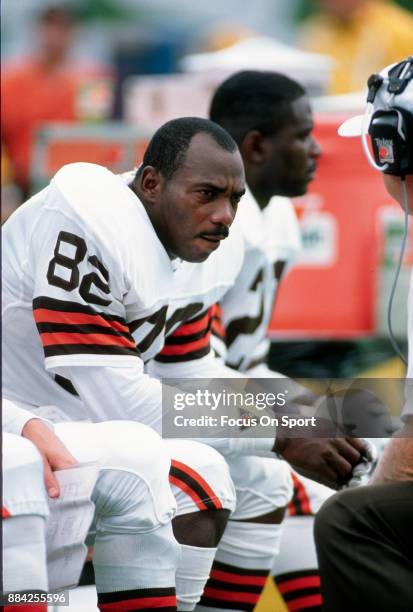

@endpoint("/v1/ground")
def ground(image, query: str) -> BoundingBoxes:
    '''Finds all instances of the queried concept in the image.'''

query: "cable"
[386,177,409,365]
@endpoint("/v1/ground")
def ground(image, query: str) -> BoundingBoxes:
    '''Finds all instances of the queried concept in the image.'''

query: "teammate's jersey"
[207,188,334,514]
[2,163,243,420]
[287,471,332,516]
[212,187,301,371]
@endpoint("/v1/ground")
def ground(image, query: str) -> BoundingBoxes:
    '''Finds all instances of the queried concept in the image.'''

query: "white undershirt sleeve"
[204,437,275,458]
[58,362,164,434]
[57,364,276,457]
[2,399,51,435]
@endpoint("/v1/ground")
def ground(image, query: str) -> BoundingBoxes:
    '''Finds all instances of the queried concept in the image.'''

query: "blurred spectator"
[1,5,113,199]
[299,0,413,94]
[201,21,256,52]
[1,144,23,223]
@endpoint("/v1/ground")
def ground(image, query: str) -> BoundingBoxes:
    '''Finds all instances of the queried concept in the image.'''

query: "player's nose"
[311,136,322,159]
[211,198,235,227]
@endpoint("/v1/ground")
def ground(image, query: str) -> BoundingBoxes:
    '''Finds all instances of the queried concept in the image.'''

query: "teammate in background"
[2,398,179,612]
[1,144,24,223]
[210,70,319,376]
[209,70,331,611]
[2,116,366,611]
[315,57,413,612]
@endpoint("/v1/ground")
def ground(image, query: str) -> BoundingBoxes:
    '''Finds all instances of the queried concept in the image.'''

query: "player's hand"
[22,419,77,498]
[273,420,367,489]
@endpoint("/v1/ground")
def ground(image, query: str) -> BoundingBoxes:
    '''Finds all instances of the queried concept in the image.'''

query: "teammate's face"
[153,133,245,262]
[260,96,321,198]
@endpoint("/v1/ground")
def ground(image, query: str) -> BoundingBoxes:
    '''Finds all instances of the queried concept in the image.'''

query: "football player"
[2,398,179,611]
[3,116,365,611]
[2,118,242,611]
[208,70,332,611]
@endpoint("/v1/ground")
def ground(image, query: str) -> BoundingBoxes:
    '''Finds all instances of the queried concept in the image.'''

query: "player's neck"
[129,180,155,225]
[129,180,176,259]
[248,183,270,211]
[246,170,272,210]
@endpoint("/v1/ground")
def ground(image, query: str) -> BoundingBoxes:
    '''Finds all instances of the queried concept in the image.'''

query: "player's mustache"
[204,225,230,239]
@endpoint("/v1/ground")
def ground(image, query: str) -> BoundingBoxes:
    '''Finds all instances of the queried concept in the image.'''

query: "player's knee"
[93,467,175,534]
[93,422,176,532]
[173,508,231,547]
[98,421,170,478]
[166,440,237,515]
[229,457,293,520]
[250,460,293,513]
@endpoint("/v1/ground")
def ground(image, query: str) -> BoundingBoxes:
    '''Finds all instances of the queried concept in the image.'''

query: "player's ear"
[240,130,267,165]
[139,166,165,203]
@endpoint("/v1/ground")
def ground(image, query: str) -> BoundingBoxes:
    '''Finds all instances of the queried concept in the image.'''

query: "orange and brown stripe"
[199,560,269,611]
[288,472,312,517]
[33,297,138,358]
[169,459,223,511]
[156,307,215,363]
[276,569,322,611]
[97,587,176,612]
[210,303,226,341]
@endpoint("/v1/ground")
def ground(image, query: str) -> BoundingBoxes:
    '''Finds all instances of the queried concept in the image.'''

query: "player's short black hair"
[138,117,238,181]
[210,71,306,144]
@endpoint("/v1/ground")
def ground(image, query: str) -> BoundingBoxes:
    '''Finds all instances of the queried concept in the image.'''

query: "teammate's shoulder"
[262,196,301,262]
[264,195,296,221]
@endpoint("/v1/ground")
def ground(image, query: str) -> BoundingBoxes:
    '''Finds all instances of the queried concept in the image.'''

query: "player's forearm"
[61,364,163,433]
[201,437,275,458]
[370,418,413,484]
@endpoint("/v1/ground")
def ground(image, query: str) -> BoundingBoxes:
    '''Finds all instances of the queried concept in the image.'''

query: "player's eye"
[298,129,312,140]
[198,189,215,200]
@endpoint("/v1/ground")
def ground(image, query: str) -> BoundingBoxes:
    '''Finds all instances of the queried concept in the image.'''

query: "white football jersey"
[212,187,301,371]
[2,163,243,420]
